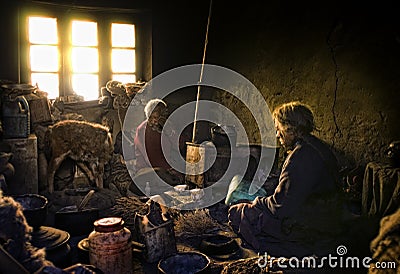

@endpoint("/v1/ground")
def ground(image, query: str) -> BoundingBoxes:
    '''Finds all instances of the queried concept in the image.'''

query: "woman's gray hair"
[144,98,167,119]
[273,101,315,135]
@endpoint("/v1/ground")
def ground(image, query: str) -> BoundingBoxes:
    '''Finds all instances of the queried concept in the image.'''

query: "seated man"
[228,101,346,257]
[130,99,185,196]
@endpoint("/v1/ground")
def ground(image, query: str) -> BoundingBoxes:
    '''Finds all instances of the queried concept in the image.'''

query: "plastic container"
[88,217,133,274]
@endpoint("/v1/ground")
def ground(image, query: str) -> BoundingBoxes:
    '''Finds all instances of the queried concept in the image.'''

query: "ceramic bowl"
[158,251,210,274]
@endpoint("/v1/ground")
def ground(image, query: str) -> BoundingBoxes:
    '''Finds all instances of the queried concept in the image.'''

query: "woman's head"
[273,101,315,148]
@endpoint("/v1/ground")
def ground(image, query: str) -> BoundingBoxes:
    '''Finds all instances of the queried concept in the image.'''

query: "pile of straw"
[174,208,221,237]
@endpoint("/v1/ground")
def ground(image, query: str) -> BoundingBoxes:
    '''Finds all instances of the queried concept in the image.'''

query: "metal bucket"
[134,200,177,263]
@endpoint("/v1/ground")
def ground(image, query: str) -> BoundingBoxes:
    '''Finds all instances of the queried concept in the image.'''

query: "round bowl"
[13,194,48,229]
[199,234,239,256]
[158,251,210,274]
[77,238,90,264]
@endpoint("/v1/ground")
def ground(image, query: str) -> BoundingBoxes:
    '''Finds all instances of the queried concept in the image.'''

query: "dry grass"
[174,208,222,236]
[111,196,148,225]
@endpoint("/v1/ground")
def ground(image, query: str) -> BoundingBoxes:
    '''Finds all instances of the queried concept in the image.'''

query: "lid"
[30,226,70,251]
[94,217,124,232]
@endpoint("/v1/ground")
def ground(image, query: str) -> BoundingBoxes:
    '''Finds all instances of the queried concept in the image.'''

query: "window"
[20,3,151,101]
[29,17,59,99]
[111,23,136,84]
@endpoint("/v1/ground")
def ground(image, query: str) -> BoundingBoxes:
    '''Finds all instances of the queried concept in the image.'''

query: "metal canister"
[88,217,133,274]
[1,95,30,138]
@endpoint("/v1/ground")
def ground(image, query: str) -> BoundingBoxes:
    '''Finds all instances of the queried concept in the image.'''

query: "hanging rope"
[192,0,213,143]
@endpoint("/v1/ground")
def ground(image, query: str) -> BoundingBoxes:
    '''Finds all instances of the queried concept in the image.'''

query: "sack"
[225,175,267,205]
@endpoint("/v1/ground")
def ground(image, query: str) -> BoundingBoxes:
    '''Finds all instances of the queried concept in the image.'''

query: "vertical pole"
[191,0,213,144]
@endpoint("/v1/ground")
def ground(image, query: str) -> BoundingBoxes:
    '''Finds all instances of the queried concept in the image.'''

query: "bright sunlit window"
[111,23,136,83]
[28,17,59,99]
[26,13,138,101]
[71,20,99,100]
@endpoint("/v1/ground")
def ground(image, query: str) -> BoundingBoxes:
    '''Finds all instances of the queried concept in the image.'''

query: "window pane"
[72,74,99,100]
[72,47,98,73]
[72,21,97,46]
[29,17,57,44]
[31,72,59,99]
[30,45,58,71]
[112,23,135,47]
[112,49,135,72]
[112,74,136,84]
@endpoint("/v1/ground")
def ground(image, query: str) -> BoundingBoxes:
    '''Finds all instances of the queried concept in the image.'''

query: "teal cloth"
[225,175,267,205]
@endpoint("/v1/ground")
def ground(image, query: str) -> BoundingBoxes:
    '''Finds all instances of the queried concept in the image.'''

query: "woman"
[228,101,345,257]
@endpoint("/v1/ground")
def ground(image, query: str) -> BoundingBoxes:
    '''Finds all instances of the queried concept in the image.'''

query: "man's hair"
[144,98,167,119]
[273,101,315,135]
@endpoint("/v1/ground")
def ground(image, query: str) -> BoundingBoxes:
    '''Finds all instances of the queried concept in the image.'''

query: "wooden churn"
[185,142,218,188]
[134,199,177,263]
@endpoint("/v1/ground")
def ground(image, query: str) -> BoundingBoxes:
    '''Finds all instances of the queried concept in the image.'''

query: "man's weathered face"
[275,119,296,149]
[147,106,166,132]
[148,111,161,128]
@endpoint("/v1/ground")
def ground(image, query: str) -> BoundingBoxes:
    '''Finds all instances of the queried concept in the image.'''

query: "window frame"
[19,2,152,101]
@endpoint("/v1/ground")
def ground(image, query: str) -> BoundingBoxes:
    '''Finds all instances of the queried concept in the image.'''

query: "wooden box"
[28,98,52,124]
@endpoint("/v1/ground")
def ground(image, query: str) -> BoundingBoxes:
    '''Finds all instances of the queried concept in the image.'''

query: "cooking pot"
[211,125,237,147]
[13,194,48,230]
[55,206,99,236]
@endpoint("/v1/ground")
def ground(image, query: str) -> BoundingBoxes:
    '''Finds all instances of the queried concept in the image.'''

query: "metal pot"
[13,194,48,230]
[54,207,99,236]
[211,125,237,147]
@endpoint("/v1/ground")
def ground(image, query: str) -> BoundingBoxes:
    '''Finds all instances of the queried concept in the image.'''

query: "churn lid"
[94,217,124,232]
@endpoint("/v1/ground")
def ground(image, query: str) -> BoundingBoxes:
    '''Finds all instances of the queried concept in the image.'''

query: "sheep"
[46,120,113,193]
[0,192,54,272]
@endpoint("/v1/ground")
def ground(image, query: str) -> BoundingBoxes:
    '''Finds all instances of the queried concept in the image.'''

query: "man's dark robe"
[228,134,345,257]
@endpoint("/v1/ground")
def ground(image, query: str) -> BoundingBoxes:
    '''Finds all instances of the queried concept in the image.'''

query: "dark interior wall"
[218,1,400,167]
[0,2,19,82]
[152,1,400,167]
[1,1,399,168]
[162,1,400,168]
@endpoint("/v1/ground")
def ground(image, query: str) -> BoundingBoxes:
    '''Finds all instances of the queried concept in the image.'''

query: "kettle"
[211,124,237,147]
